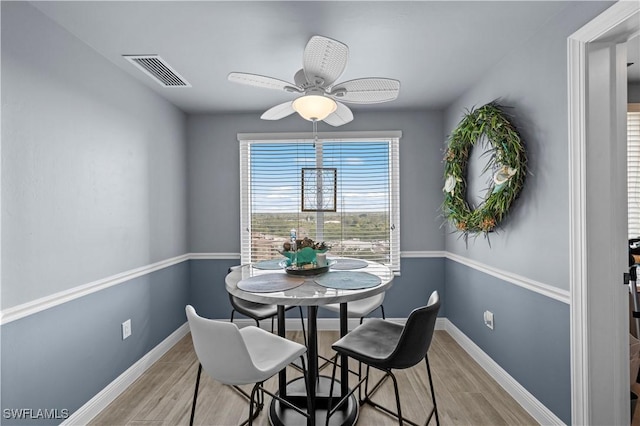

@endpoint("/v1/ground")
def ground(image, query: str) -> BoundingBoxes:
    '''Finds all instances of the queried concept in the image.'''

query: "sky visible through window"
[250,141,390,214]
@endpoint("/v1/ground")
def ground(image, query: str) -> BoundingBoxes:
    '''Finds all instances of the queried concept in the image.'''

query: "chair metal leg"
[357,360,362,403]
[259,383,264,407]
[326,354,339,426]
[189,363,202,426]
[299,306,307,346]
[388,371,403,426]
[325,354,369,425]
[359,304,385,325]
[362,364,371,405]
[247,382,262,426]
[358,366,425,426]
[230,309,236,323]
[425,356,439,426]
[232,384,264,426]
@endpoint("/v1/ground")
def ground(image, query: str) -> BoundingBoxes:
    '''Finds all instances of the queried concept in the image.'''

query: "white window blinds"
[629,106,640,238]
[239,132,401,271]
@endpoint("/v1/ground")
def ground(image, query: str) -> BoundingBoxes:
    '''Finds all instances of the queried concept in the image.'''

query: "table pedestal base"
[268,376,358,426]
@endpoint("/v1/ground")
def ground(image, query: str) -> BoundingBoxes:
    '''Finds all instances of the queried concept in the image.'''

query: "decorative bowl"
[279,259,336,276]
[280,247,328,266]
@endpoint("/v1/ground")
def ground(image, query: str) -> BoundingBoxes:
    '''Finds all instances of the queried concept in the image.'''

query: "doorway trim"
[569,1,640,424]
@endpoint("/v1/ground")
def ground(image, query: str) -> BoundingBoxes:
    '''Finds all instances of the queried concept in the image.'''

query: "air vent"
[123,55,191,87]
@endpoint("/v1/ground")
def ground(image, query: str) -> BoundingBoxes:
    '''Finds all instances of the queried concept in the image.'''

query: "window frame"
[239,131,401,272]
[629,103,640,238]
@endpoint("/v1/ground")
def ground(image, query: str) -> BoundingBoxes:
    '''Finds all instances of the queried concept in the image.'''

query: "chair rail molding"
[445,252,570,304]
[2,250,569,325]
[0,254,190,325]
[188,252,240,260]
[568,1,640,424]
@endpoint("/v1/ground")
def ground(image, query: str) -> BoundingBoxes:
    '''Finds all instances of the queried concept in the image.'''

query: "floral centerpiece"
[281,237,330,268]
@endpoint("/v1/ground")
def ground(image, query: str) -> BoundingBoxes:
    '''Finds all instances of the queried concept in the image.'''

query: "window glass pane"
[249,142,313,261]
[241,135,400,271]
[322,142,391,264]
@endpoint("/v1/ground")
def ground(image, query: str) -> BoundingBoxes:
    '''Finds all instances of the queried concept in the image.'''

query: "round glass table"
[225,258,394,425]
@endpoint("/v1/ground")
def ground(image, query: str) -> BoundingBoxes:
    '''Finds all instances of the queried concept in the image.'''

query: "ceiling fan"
[228,35,400,126]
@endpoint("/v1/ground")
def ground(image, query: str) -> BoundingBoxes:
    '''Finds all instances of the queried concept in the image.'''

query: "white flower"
[493,166,517,185]
[443,175,457,193]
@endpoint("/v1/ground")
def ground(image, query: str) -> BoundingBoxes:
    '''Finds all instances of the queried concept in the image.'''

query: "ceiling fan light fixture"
[292,95,337,121]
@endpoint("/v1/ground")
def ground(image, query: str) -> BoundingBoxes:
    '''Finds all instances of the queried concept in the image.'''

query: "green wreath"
[442,101,526,239]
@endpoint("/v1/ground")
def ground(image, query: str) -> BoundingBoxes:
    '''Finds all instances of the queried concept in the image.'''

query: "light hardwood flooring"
[89,330,538,426]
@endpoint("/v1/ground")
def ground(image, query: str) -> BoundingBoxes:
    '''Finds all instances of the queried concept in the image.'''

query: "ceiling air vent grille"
[123,55,191,88]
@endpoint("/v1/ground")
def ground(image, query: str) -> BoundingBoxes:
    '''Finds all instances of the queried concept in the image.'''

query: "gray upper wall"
[187,110,445,254]
[443,1,614,290]
[1,2,189,309]
[631,83,640,103]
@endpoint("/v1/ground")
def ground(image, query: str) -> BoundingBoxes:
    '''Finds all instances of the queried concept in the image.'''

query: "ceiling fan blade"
[330,78,400,104]
[261,101,296,120]
[303,36,348,87]
[293,69,307,87]
[323,102,353,127]
[228,72,301,92]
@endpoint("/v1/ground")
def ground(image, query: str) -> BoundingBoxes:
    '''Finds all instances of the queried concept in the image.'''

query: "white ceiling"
[30,1,634,115]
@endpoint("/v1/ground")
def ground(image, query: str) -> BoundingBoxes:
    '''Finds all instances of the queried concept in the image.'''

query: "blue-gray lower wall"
[0,262,189,425]
[445,259,571,424]
[188,258,242,320]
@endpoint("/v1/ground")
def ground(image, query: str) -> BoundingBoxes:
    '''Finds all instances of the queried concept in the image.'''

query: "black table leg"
[278,305,287,398]
[269,304,358,426]
[339,303,349,397]
[307,305,318,412]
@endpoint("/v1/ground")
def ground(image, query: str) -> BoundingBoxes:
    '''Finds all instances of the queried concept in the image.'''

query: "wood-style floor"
[89,330,538,426]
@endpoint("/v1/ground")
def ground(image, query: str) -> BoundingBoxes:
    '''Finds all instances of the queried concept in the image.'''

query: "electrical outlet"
[122,319,132,340]
[483,310,494,330]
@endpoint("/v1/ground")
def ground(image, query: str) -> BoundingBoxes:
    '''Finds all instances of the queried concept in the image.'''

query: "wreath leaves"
[442,101,527,242]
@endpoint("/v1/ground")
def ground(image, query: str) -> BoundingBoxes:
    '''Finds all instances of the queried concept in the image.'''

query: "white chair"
[185,305,312,426]
[229,266,307,346]
[318,292,386,324]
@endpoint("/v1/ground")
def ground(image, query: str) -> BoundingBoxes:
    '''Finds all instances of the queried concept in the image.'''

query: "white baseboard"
[443,319,564,426]
[62,322,190,426]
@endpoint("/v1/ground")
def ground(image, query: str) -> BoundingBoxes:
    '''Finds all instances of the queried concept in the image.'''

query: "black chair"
[228,266,307,345]
[325,291,441,426]
[317,293,387,374]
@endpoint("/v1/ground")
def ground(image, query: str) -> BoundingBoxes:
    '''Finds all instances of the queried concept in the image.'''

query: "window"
[629,104,640,238]
[240,131,401,271]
